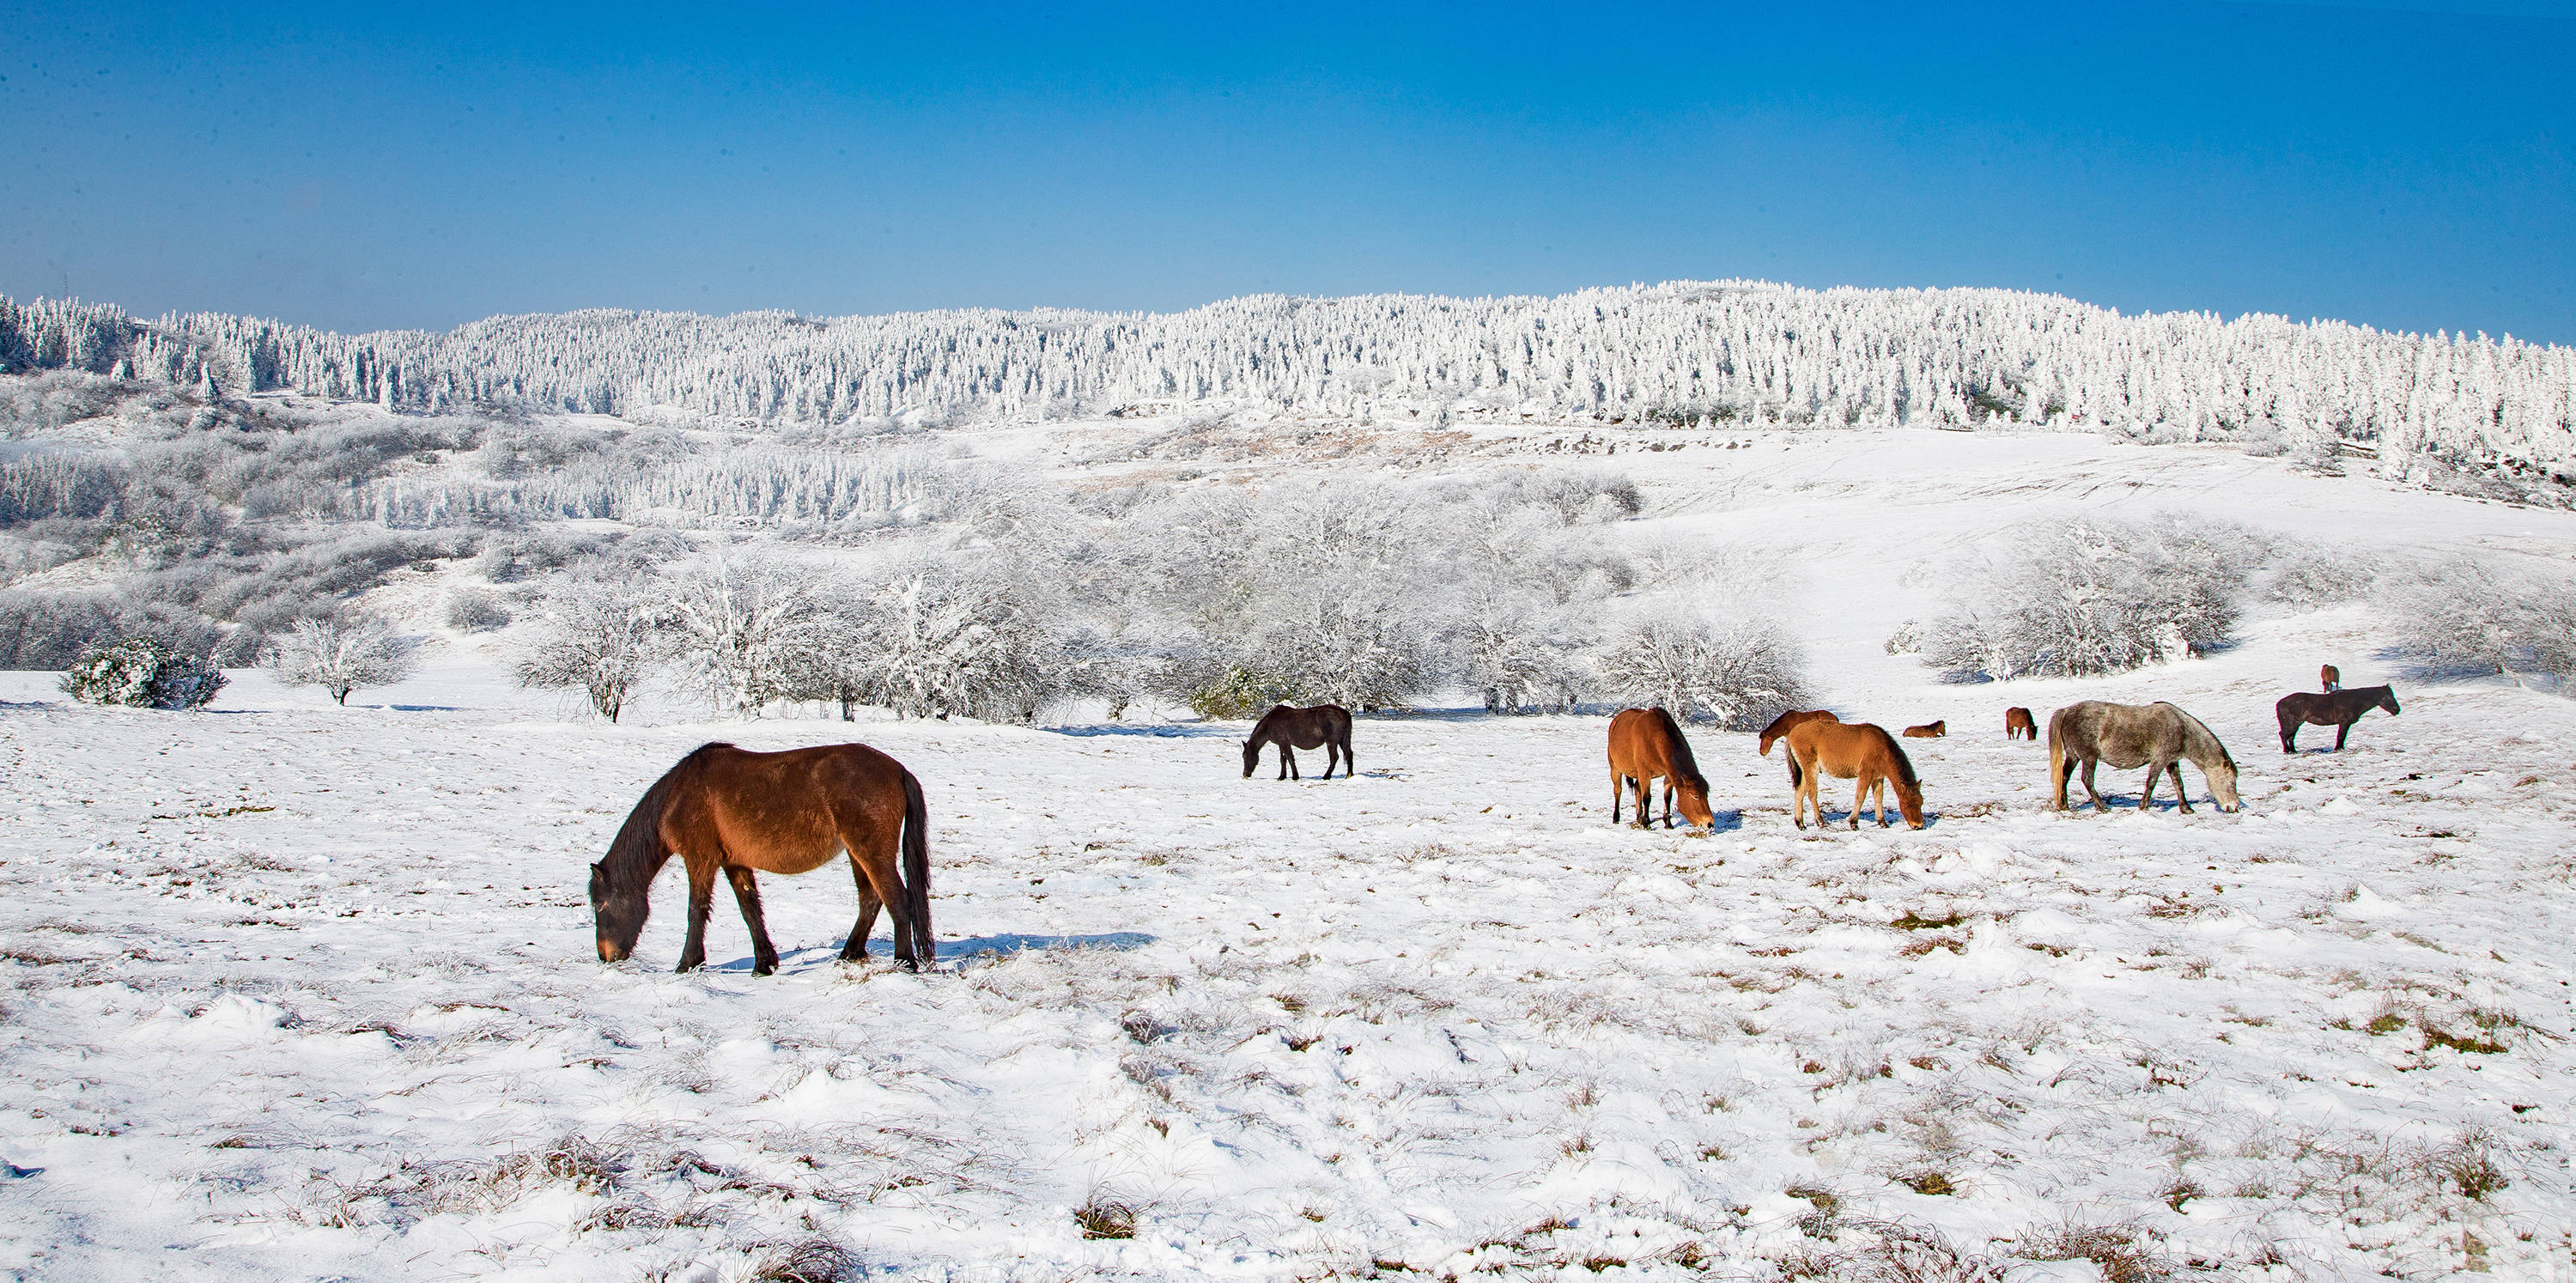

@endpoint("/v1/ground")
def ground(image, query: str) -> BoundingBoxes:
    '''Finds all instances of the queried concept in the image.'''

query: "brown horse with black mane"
[1608,707,1716,829]
[1243,703,1353,780]
[1786,721,1924,830]
[591,742,933,975]
[1758,709,1840,786]
[2277,685,2399,752]
[2003,707,2038,741]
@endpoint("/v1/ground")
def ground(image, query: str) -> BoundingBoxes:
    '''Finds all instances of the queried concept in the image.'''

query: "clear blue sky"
[3,2,2571,341]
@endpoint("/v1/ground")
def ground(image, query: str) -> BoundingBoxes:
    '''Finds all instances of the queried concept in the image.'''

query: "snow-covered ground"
[4,429,2574,1282]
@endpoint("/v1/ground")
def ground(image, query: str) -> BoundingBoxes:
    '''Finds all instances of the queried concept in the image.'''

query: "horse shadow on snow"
[701,931,1157,975]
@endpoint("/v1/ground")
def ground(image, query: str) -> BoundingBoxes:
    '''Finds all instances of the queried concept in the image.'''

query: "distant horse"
[1902,721,1945,739]
[1786,721,1923,830]
[2320,664,2341,692]
[2003,707,2038,741]
[1608,707,1716,830]
[591,743,932,975]
[1243,703,1353,780]
[2049,702,2239,815]
[1758,709,1840,787]
[2276,685,2399,752]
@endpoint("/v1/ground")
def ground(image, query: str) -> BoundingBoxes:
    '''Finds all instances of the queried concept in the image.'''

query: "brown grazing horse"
[1786,721,1923,830]
[1243,703,1353,780]
[2003,707,2038,740]
[1902,721,1945,739]
[1607,707,1716,829]
[2320,664,2341,692]
[2049,701,2239,814]
[591,742,933,975]
[2276,685,2399,752]
[1758,709,1840,786]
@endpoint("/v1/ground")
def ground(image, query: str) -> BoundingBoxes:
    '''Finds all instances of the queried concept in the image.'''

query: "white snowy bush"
[2384,558,2576,680]
[443,587,511,632]
[269,616,420,705]
[59,636,226,709]
[512,579,664,721]
[1921,514,2256,680]
[1594,611,1810,728]
[848,563,1091,724]
[662,556,823,716]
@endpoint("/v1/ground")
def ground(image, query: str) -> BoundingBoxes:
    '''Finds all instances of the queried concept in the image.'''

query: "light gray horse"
[2049,700,2240,814]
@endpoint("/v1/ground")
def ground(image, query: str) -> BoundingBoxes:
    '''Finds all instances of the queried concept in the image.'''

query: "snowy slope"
[3,431,2573,1282]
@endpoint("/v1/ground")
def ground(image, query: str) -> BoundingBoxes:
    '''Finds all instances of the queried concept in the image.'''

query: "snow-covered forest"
[7,281,2573,498]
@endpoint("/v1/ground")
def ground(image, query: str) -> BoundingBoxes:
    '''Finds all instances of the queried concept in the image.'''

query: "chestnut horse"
[1242,703,1353,780]
[1902,721,1945,739]
[2276,684,2399,752]
[2049,701,2239,814]
[591,742,933,975]
[1785,721,1923,830]
[2003,707,2037,741]
[1608,707,1716,829]
[2320,664,2341,692]
[1758,709,1840,786]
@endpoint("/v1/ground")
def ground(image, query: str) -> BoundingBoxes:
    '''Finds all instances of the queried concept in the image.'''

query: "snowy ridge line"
[4,281,2573,477]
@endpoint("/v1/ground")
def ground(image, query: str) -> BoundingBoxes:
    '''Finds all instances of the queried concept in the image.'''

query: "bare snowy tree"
[513,578,664,721]
[1595,611,1809,729]
[270,615,419,705]
[1920,514,2253,680]
[664,556,823,716]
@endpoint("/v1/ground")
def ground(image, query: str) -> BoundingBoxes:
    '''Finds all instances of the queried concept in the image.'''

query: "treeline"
[6,282,2573,495]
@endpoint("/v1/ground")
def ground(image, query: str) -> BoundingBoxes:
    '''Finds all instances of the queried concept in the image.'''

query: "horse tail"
[900,766,933,965]
[2046,716,2068,807]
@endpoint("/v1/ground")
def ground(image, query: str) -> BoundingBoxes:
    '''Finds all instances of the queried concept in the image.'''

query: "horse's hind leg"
[841,855,882,963]
[724,866,781,976]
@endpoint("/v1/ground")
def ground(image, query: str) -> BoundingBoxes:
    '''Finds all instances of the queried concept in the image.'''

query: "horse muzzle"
[598,941,629,964]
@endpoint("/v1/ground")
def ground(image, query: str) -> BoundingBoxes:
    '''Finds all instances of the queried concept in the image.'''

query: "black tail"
[900,767,933,966]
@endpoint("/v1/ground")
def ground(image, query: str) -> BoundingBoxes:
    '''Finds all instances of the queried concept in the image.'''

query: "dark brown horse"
[2003,707,2037,741]
[590,742,933,975]
[1902,721,1945,739]
[2276,685,2398,752]
[1758,709,1840,786]
[1608,707,1716,829]
[2320,663,2341,692]
[1243,703,1353,780]
[1786,721,1923,830]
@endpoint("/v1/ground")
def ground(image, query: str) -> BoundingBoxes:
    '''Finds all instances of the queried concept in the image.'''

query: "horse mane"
[1882,729,1920,788]
[2160,704,2234,769]
[600,743,719,894]
[1649,708,1709,791]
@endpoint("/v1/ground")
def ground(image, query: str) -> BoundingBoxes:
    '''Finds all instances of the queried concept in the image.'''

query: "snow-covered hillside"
[3,422,2573,1282]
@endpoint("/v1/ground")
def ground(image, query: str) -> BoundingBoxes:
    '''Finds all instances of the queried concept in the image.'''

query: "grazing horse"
[1243,703,1354,780]
[2276,685,2399,752]
[1607,707,1716,830]
[2320,664,2341,692]
[1902,721,1945,739]
[1758,709,1840,787]
[2003,707,2038,741]
[2049,702,2239,815]
[1786,721,1923,830]
[591,743,933,975]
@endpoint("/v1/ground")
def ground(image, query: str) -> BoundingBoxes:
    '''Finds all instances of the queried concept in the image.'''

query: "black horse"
[2276,685,2400,752]
[1242,703,1354,780]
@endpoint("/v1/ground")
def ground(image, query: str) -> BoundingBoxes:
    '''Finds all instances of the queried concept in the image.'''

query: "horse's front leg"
[1280,745,1297,781]
[1610,769,1624,824]
[2138,760,2162,812]
[1850,774,1870,830]
[676,856,717,973]
[724,866,781,976]
[2167,762,2194,814]
[1662,780,1676,829]
[2334,721,2351,751]
[1631,775,1651,830]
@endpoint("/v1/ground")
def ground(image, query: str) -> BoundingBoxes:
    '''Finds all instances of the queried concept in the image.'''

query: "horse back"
[681,742,913,873]
[1609,707,1699,784]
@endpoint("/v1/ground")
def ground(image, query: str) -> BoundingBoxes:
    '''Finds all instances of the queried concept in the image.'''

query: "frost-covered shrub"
[1594,611,1809,729]
[2260,541,2379,609]
[513,579,663,721]
[269,615,420,704]
[444,587,512,632]
[0,590,224,668]
[1920,514,2252,680]
[663,556,821,715]
[2383,558,2576,680]
[845,567,1091,724]
[59,636,226,708]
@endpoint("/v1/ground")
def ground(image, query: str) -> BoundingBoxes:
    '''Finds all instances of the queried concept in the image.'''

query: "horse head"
[591,860,648,964]
[2378,687,2402,716]
[1241,736,1261,778]
[2205,757,2242,812]
[1893,774,1926,830]
[1677,777,1717,830]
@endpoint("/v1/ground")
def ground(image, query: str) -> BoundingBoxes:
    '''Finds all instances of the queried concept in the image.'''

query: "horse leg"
[2280,711,2299,753]
[724,866,780,976]
[1610,769,1624,824]
[841,855,882,963]
[2079,759,2107,812]
[1281,745,1297,781]
[850,848,918,971]
[2167,762,2194,814]
[1323,738,1341,780]
[2334,721,2351,751]
[675,856,717,973]
[1662,779,1675,829]
[1849,772,1869,830]
[1631,775,1651,830]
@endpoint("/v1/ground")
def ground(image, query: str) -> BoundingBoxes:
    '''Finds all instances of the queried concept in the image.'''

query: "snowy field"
[5,429,2576,1281]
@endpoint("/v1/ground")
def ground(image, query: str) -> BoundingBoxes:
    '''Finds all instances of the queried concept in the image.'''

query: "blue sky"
[3,2,2570,341]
